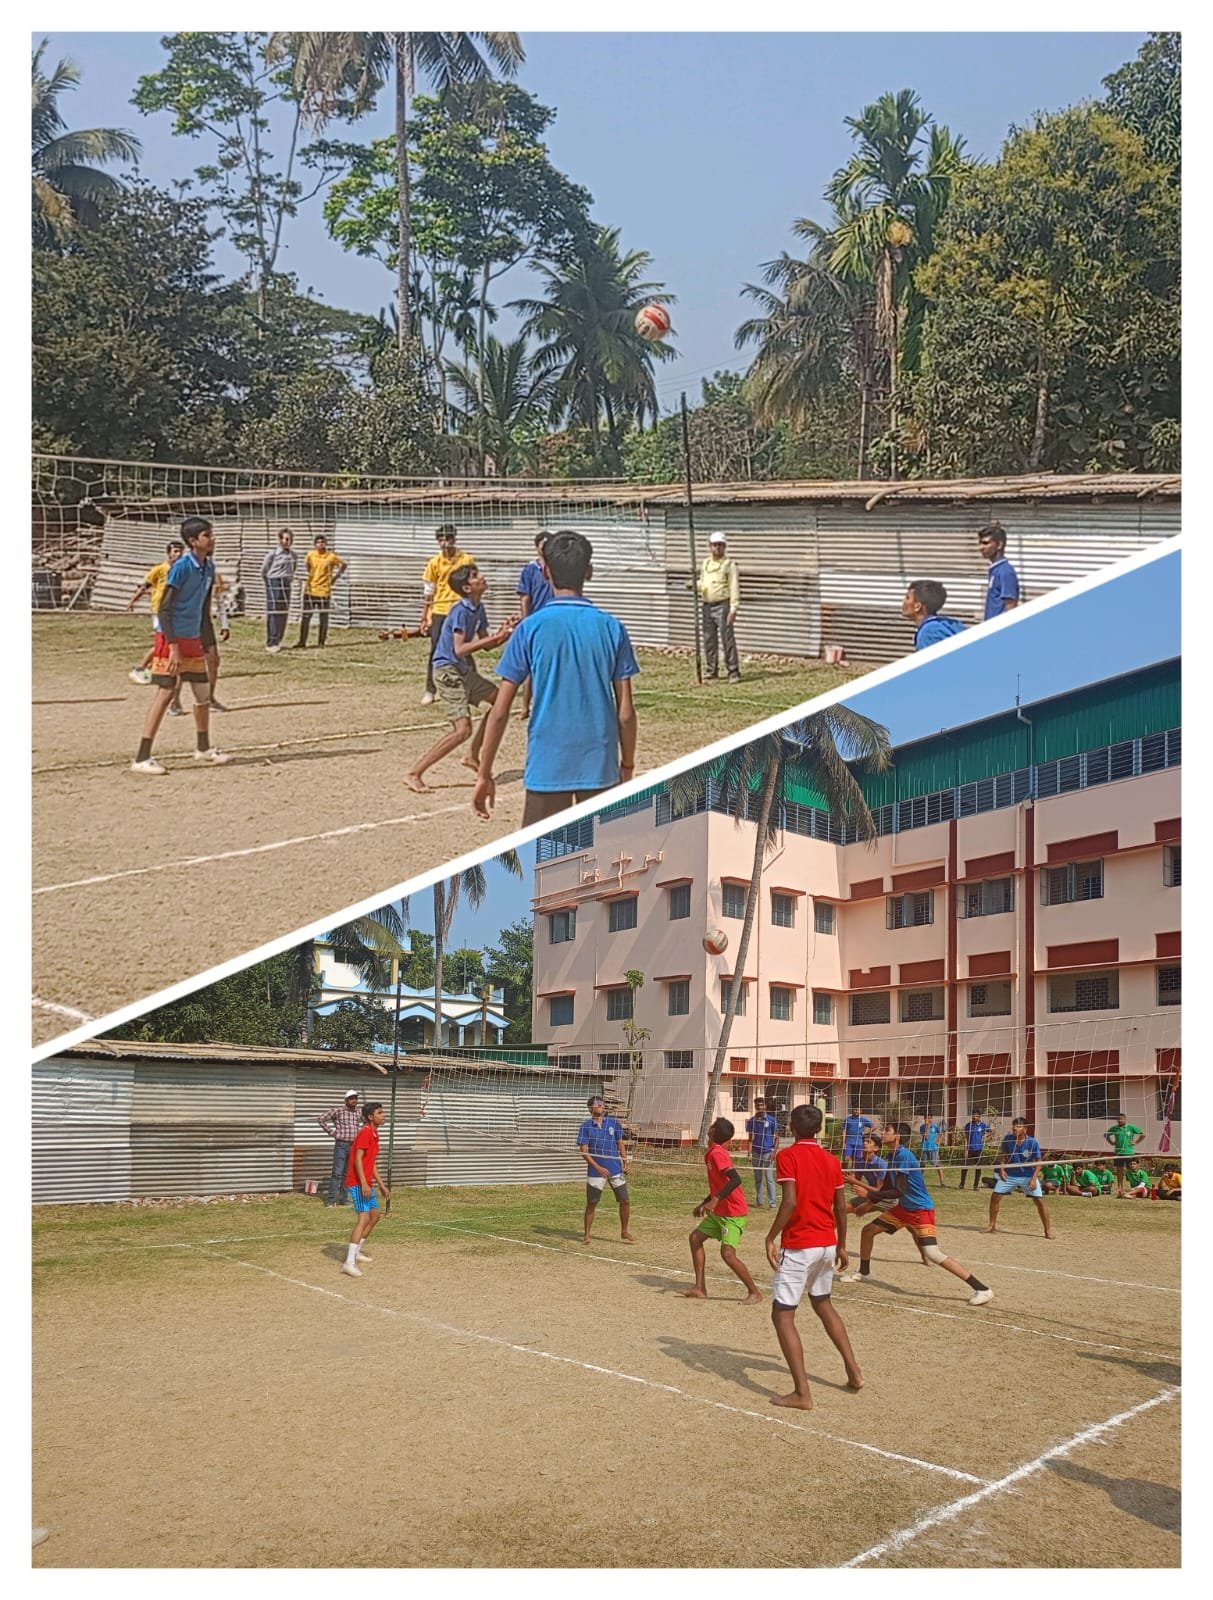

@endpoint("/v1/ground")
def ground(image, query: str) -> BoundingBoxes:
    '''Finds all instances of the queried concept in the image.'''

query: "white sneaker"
[356,1252,373,1264]
[167,703,186,717]
[194,747,231,764]
[130,757,167,776]
[420,691,436,706]
[840,1270,867,1284]
[128,668,152,685]
[266,644,281,654]
[340,1261,362,1278]
[968,1287,994,1307]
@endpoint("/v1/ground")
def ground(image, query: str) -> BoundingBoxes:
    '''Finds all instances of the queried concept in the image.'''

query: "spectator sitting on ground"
[1074,1163,1101,1196]
[1157,1166,1182,1201]
[1124,1161,1152,1198]
[1094,1161,1115,1195]
[1040,1158,1069,1195]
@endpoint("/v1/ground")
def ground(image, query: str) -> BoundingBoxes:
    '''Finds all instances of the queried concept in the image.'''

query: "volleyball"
[702,928,729,955]
[634,303,671,341]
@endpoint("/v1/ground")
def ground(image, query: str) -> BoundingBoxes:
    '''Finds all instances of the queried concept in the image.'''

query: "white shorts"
[586,1171,628,1193]
[771,1245,835,1308]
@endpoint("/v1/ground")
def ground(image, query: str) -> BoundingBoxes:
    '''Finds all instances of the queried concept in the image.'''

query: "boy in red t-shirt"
[764,1102,862,1409]
[681,1118,762,1304]
[342,1103,390,1279]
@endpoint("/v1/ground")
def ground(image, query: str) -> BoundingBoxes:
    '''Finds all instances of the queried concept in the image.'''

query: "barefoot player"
[983,1116,1055,1239]
[130,517,230,775]
[842,1122,993,1306]
[577,1095,635,1245]
[681,1118,762,1304]
[764,1103,862,1410]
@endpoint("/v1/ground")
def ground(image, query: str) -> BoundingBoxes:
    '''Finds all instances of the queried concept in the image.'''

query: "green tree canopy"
[1103,32,1180,175]
[33,40,141,247]
[483,919,534,1045]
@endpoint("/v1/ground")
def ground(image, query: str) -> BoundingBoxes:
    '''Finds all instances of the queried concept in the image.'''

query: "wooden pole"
[680,392,704,685]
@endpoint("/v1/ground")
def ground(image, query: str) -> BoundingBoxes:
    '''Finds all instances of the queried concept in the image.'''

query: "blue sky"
[427,550,1179,955]
[42,29,1146,409]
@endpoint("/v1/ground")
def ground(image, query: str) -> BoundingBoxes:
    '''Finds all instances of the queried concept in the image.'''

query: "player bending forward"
[681,1118,762,1304]
[842,1121,993,1307]
[764,1104,863,1410]
[341,1102,390,1278]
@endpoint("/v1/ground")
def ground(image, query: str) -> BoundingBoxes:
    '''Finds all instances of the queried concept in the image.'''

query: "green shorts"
[696,1212,747,1249]
[436,665,495,723]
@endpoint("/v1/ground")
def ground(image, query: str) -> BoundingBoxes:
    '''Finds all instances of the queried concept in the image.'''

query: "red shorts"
[150,634,208,685]
[874,1203,938,1242]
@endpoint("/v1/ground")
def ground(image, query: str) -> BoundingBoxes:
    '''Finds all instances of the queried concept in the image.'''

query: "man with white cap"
[697,533,741,683]
[318,1087,362,1207]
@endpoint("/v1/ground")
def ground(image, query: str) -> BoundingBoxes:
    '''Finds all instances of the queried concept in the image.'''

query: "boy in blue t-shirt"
[516,532,554,721]
[983,1116,1054,1239]
[405,564,515,793]
[918,1117,946,1187]
[902,581,966,651]
[577,1094,635,1245]
[473,530,639,826]
[978,522,1020,620]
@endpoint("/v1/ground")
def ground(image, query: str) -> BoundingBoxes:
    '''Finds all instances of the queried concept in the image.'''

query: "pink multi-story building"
[531,660,1181,1153]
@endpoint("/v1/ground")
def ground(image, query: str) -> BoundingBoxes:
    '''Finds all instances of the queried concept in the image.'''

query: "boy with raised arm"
[765,1103,862,1410]
[681,1118,762,1304]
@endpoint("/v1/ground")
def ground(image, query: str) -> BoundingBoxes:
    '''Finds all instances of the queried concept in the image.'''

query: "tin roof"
[62,1036,586,1081]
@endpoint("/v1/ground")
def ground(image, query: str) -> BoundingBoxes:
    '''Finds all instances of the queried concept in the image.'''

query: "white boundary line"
[196,1245,988,1486]
[838,1386,1180,1567]
[416,1222,1181,1363]
[32,996,94,1022]
[33,800,472,895]
[29,538,1180,1061]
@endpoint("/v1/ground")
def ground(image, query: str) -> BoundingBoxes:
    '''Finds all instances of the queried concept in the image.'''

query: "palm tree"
[737,205,881,476]
[432,852,523,1049]
[668,709,892,1147]
[301,900,412,1043]
[514,225,676,466]
[32,40,141,246]
[447,334,555,474]
[273,30,523,344]
[826,91,965,474]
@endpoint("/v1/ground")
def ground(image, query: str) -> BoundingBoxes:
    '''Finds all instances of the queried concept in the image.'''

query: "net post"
[386,957,404,1193]
[680,392,704,685]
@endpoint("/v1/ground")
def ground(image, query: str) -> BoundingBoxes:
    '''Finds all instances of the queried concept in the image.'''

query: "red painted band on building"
[1046,938,1119,968]
[1044,829,1119,864]
[969,950,1012,976]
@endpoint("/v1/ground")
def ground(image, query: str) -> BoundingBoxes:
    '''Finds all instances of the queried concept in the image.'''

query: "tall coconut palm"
[826,91,965,474]
[432,852,523,1049]
[668,709,892,1147]
[32,40,141,246]
[299,900,412,1042]
[514,225,676,465]
[737,205,881,477]
[447,334,555,474]
[272,30,523,344]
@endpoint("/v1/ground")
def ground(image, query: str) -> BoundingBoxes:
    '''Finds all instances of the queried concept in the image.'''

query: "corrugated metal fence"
[85,483,1179,665]
[34,1058,594,1205]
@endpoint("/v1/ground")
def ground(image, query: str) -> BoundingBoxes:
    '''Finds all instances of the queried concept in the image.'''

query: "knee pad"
[191,680,212,705]
[921,1243,947,1265]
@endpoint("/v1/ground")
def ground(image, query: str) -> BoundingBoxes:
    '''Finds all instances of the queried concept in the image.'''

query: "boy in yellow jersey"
[127,538,184,683]
[295,534,347,648]
[420,524,476,704]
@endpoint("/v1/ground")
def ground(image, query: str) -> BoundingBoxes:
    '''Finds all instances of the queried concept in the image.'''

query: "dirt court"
[32,1173,1180,1569]
[32,615,858,1044]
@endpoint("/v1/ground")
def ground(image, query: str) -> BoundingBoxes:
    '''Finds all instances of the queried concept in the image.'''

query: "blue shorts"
[994,1175,1043,1199]
[843,1144,864,1162]
[350,1185,380,1213]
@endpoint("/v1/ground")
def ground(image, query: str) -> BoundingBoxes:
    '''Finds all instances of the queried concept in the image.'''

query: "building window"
[722,882,747,920]
[548,909,576,944]
[605,987,634,1022]
[770,985,795,1022]
[771,892,796,928]
[608,897,638,933]
[1041,859,1103,906]
[764,1059,794,1076]
[664,1049,694,1070]
[536,818,594,860]
[812,992,834,1026]
[548,994,574,1027]
[813,901,836,935]
[1157,965,1181,1006]
[1047,971,1119,1013]
[1047,1078,1121,1120]
[1164,845,1181,887]
[848,1082,888,1117]
[850,991,891,1026]
[597,1051,633,1072]
[553,1054,582,1071]
[899,988,944,1023]
[968,980,1012,1018]
[959,878,1014,918]
[668,882,691,920]
[720,979,747,1017]
[667,979,690,1016]
[730,1078,751,1113]
[968,1081,1015,1120]
[886,891,934,929]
